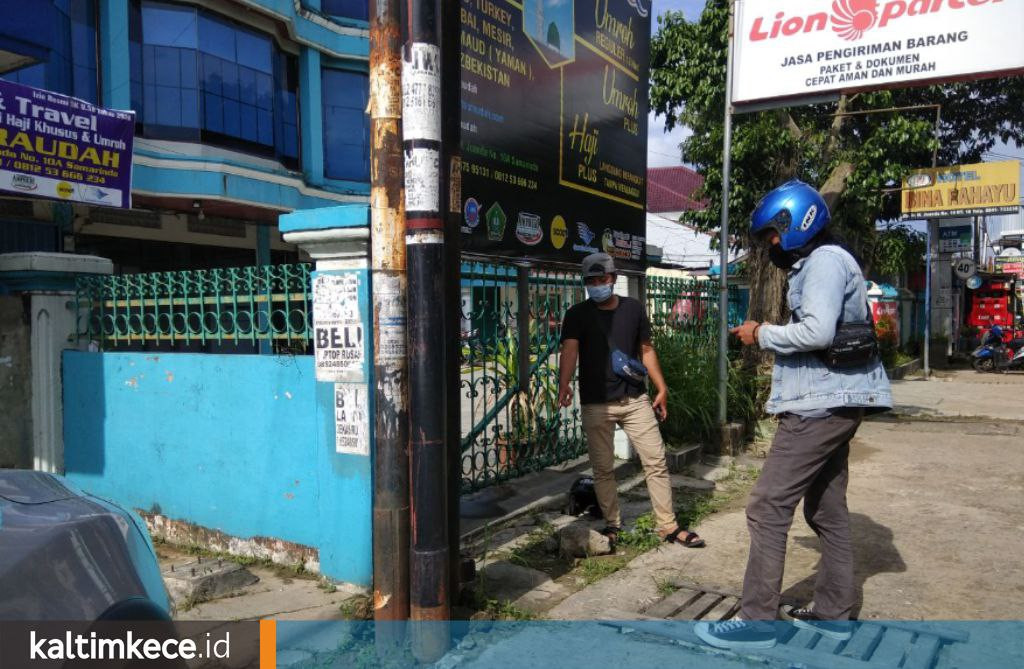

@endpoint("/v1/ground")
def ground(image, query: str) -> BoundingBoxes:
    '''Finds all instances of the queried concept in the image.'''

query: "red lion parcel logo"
[749,0,1004,43]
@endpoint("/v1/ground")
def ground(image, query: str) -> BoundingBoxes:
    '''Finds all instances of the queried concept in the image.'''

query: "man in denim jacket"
[696,181,891,650]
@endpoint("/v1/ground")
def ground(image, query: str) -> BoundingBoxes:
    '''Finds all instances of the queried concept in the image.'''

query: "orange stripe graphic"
[260,619,276,669]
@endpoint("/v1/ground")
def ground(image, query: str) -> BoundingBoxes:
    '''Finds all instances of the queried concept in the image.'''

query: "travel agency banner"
[0,79,135,208]
[459,0,650,270]
[901,160,1020,220]
[732,0,1024,106]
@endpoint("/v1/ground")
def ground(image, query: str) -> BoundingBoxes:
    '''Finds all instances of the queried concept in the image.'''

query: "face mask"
[586,283,614,303]
[768,244,798,270]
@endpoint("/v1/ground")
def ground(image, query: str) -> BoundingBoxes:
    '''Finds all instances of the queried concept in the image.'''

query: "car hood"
[0,470,82,504]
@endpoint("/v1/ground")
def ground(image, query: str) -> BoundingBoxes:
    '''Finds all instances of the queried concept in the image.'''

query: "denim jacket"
[756,245,892,415]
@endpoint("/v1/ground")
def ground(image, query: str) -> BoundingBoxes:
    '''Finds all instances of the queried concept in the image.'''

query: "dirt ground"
[549,371,1024,621]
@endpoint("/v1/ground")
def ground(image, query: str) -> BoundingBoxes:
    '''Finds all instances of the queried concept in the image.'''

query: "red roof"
[647,166,706,213]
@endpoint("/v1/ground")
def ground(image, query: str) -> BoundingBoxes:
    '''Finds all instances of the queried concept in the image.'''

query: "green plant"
[617,513,662,552]
[483,599,538,621]
[654,577,679,598]
[652,329,760,445]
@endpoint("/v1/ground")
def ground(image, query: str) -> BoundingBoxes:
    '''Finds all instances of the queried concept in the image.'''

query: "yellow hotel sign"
[902,160,1020,219]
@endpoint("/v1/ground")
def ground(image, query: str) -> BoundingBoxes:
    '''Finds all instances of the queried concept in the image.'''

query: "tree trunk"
[741,243,788,374]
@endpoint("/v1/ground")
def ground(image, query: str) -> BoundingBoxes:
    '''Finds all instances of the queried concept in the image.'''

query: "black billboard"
[459,0,650,270]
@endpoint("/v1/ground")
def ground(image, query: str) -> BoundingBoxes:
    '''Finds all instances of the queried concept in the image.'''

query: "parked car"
[0,470,171,620]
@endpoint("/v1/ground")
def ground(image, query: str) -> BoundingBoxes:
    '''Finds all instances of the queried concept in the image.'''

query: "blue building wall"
[62,351,372,586]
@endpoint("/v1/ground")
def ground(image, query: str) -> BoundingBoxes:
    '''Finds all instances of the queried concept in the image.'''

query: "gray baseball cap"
[581,252,615,278]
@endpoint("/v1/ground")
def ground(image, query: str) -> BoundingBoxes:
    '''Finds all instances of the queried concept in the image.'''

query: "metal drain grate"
[626,584,969,669]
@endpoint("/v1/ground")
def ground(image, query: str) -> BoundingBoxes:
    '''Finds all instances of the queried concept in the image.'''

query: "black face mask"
[768,244,799,270]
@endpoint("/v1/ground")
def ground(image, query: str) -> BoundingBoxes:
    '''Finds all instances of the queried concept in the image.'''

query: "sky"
[647,0,707,168]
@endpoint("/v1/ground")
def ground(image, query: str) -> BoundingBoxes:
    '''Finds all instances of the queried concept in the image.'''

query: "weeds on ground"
[578,556,629,585]
[338,595,372,620]
[163,539,313,580]
[481,599,538,621]
[616,513,661,552]
[654,577,679,597]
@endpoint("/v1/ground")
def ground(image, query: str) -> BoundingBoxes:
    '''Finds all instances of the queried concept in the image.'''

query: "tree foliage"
[650,0,1024,326]
[870,223,927,280]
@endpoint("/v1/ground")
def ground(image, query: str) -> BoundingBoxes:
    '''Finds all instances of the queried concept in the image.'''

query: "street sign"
[903,161,1020,220]
[953,258,976,280]
[966,275,983,290]
[731,0,1024,107]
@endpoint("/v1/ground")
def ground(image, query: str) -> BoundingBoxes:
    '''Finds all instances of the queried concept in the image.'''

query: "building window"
[321,68,369,183]
[321,0,368,22]
[130,1,300,167]
[2,0,98,102]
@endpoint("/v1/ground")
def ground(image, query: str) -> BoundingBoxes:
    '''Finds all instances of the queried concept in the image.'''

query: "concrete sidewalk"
[548,371,1024,621]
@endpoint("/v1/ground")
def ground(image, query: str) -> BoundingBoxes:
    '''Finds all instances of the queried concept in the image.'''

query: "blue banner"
[0,79,135,208]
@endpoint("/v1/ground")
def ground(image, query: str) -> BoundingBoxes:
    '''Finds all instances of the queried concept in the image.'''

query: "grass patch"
[579,555,629,585]
[482,599,537,621]
[338,595,372,620]
[654,577,679,598]
[616,513,662,552]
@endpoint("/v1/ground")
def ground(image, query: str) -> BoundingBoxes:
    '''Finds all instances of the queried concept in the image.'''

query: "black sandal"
[663,527,705,548]
[599,526,621,550]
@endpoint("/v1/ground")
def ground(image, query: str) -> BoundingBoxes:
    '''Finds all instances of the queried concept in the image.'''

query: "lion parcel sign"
[732,0,1024,106]
[0,79,135,208]
[902,160,1020,220]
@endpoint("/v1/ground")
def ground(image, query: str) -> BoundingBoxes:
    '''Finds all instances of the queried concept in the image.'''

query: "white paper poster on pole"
[334,384,369,456]
[313,274,364,382]
[732,0,1024,106]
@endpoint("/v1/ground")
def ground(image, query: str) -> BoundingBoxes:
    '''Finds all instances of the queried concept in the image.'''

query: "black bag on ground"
[567,476,602,518]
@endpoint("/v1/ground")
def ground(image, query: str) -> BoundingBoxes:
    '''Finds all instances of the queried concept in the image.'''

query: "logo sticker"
[10,174,37,191]
[550,215,568,250]
[56,182,75,199]
[602,229,633,260]
[573,222,599,253]
[485,202,507,241]
[907,173,933,189]
[515,212,543,246]
[464,197,480,228]
[831,0,878,42]
[799,205,818,232]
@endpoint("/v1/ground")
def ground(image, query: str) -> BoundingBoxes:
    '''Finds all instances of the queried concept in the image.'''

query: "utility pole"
[718,2,735,429]
[369,0,409,637]
[402,0,450,661]
[440,0,464,606]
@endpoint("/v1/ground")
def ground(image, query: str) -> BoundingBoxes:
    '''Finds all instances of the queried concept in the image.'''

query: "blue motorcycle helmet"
[750,180,831,251]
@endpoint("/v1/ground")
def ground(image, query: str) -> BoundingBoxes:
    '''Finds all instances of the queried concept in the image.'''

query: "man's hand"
[730,320,761,347]
[651,389,668,422]
[558,384,573,408]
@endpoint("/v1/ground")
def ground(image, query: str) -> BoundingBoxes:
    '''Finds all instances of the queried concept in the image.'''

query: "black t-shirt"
[560,296,652,405]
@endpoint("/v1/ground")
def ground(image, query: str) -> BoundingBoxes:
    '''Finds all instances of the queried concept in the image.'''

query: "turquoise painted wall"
[62,351,372,586]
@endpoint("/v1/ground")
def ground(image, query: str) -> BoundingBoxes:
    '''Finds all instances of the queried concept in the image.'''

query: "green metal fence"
[75,263,313,350]
[459,261,586,492]
[646,274,746,333]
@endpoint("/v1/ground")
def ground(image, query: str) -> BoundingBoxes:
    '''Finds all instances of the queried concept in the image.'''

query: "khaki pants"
[581,394,677,534]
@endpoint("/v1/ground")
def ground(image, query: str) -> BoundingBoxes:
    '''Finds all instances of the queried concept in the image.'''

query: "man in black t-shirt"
[558,253,704,549]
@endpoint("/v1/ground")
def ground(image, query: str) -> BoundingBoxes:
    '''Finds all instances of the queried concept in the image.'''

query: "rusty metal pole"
[440,0,463,606]
[369,0,409,636]
[402,0,450,660]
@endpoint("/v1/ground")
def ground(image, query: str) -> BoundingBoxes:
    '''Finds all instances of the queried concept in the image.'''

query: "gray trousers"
[740,409,863,621]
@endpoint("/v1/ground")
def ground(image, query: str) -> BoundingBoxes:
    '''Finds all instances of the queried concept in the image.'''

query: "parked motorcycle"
[972,325,1024,372]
